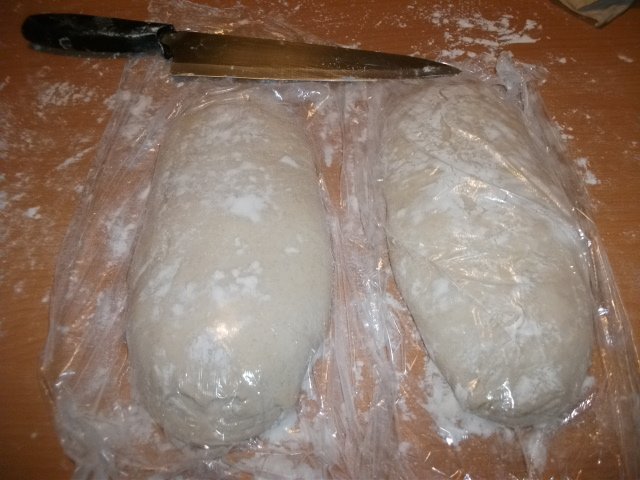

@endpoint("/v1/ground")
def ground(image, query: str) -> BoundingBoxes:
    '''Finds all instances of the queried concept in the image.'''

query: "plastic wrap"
[42,2,396,478]
[43,1,639,478]
[344,55,640,478]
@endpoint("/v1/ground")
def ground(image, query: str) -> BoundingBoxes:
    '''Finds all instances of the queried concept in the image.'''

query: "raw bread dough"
[382,80,594,426]
[126,95,332,446]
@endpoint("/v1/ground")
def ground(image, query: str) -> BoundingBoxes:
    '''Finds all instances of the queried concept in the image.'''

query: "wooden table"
[1,1,638,478]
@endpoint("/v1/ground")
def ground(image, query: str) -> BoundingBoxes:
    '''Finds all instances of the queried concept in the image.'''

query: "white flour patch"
[583,170,600,186]
[109,220,137,260]
[617,54,634,63]
[223,193,267,222]
[260,409,299,444]
[396,394,417,421]
[36,81,97,118]
[24,206,42,219]
[279,155,299,168]
[422,8,541,63]
[420,356,513,447]
[14,280,25,295]
[55,146,95,171]
[323,144,335,167]
[398,441,412,456]
[575,157,601,186]
[0,52,119,342]
[553,119,575,141]
[103,90,156,141]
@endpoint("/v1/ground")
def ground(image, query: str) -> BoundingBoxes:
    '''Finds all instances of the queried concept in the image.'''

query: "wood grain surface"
[1,1,638,479]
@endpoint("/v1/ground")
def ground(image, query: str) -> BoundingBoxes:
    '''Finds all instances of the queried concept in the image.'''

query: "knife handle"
[22,13,175,57]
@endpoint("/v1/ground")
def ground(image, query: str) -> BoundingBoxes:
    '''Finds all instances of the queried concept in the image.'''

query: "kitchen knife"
[22,13,460,81]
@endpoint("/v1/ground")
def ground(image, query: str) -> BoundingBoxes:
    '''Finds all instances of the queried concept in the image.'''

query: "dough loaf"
[126,96,332,446]
[382,80,593,426]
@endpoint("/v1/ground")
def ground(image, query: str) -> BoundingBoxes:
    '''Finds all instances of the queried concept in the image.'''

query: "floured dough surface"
[126,95,332,446]
[382,80,593,426]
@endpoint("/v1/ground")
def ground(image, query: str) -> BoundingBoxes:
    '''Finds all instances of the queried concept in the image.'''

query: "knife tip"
[421,63,461,77]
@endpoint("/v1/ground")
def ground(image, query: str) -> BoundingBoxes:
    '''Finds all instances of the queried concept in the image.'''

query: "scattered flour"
[421,7,541,62]
[519,427,549,474]
[0,56,113,329]
[0,77,9,92]
[231,364,340,478]
[259,409,300,445]
[223,193,267,222]
[583,170,600,186]
[2,3,628,478]
[548,55,575,65]
[398,441,412,456]
[554,120,575,141]
[55,146,95,171]
[103,90,156,141]
[23,206,41,219]
[13,280,25,295]
[575,156,601,186]
[617,54,634,63]
[420,356,513,447]
[279,155,299,168]
[36,81,97,118]
[108,217,137,260]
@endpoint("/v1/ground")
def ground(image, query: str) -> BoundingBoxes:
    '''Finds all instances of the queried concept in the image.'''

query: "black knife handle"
[22,13,175,57]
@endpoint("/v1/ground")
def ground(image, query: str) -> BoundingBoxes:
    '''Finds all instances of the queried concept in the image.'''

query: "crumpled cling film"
[349,53,640,479]
[42,1,640,478]
[44,66,395,478]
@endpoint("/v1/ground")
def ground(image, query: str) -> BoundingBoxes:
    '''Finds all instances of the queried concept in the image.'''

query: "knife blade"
[22,13,460,81]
